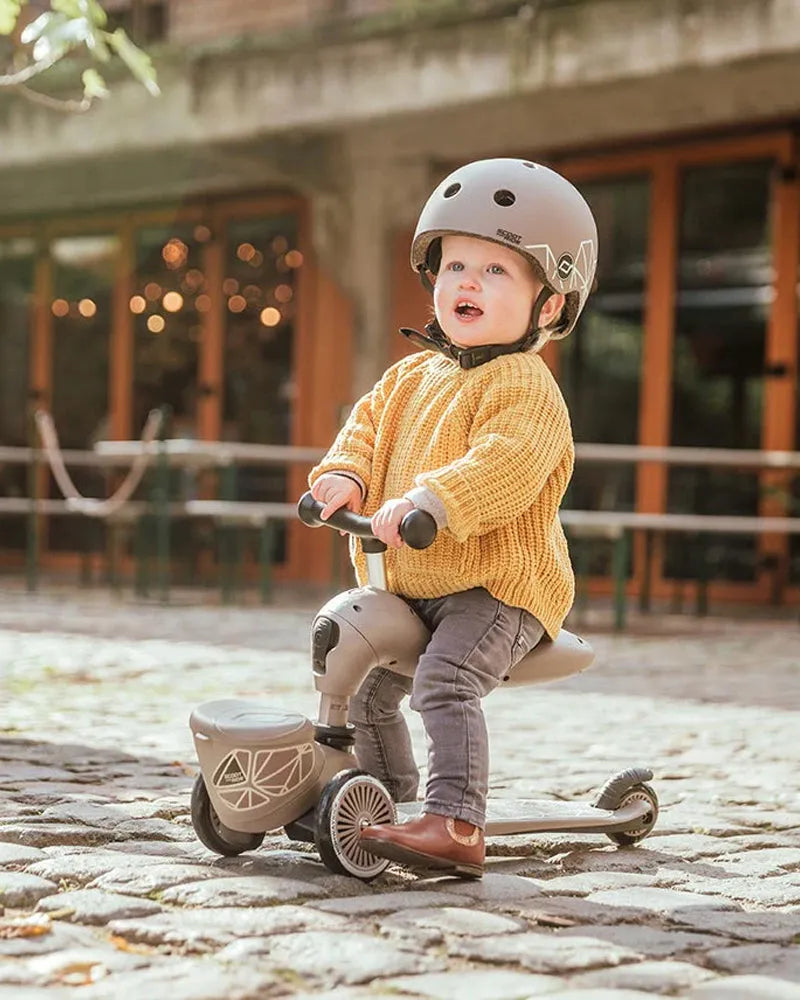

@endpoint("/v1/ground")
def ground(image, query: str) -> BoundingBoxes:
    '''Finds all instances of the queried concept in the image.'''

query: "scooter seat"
[502,629,594,687]
[190,699,314,746]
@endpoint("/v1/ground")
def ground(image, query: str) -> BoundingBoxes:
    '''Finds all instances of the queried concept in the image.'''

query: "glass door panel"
[667,161,772,582]
[0,237,34,550]
[132,224,203,434]
[49,233,118,552]
[223,214,300,563]
[561,176,648,574]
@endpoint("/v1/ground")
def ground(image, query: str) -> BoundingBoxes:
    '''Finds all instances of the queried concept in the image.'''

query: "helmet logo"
[557,253,574,279]
[496,228,522,246]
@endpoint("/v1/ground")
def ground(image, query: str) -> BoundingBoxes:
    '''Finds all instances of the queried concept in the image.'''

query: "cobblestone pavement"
[1,586,799,999]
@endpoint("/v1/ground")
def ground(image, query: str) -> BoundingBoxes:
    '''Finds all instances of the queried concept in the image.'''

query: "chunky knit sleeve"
[414,361,573,541]
[308,353,422,493]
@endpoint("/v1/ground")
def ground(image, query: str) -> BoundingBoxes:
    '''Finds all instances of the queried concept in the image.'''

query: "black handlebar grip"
[297,491,437,550]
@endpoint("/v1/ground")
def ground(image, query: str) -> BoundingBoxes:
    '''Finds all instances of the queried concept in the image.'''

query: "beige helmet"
[411,158,598,339]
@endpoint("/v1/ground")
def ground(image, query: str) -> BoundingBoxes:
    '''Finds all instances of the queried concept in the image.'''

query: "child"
[308,158,597,878]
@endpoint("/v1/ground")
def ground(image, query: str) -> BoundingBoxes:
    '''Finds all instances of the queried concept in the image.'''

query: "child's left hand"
[371,498,415,549]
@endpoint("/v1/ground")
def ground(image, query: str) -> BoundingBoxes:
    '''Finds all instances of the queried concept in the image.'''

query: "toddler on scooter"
[308,158,598,878]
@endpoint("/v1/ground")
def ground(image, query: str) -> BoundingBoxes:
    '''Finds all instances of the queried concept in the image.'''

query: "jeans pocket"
[511,610,545,664]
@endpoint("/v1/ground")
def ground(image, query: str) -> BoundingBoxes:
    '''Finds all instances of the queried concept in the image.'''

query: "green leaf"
[107,27,159,96]
[0,0,27,36]
[82,66,108,99]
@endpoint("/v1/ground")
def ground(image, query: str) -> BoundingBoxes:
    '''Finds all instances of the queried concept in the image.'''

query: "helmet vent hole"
[522,161,537,169]
[494,189,516,207]
[443,183,461,198]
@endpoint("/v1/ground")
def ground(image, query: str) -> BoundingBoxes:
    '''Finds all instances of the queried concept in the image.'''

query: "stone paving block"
[557,924,724,959]
[102,839,207,858]
[546,847,663,874]
[544,991,675,999]
[688,973,800,998]
[450,931,641,973]
[38,803,133,829]
[0,843,46,866]
[77,960,281,1000]
[88,862,221,897]
[584,886,741,916]
[379,905,526,942]
[0,919,99,958]
[26,850,188,886]
[706,847,800,876]
[410,872,546,902]
[679,873,800,907]
[516,896,648,927]
[642,833,751,860]
[668,905,800,943]
[0,871,58,907]
[0,945,150,988]
[310,889,466,915]
[159,874,329,906]
[216,930,437,985]
[36,888,162,925]
[381,969,566,998]
[705,942,800,980]
[0,823,115,848]
[112,818,195,841]
[568,958,718,993]
[531,870,682,897]
[107,904,350,951]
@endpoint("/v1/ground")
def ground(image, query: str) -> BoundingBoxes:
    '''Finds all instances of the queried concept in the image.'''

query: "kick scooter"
[189,492,658,879]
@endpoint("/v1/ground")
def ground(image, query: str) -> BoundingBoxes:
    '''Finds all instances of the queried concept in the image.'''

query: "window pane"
[0,238,34,550]
[223,215,300,563]
[560,176,648,575]
[49,234,117,552]
[667,161,771,582]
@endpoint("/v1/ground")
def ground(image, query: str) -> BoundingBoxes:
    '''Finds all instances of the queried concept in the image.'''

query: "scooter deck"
[396,797,651,836]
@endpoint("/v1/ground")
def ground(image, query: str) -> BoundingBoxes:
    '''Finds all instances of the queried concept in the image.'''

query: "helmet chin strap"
[400,285,554,370]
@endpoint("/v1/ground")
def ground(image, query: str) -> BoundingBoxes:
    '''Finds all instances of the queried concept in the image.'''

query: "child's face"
[433,235,541,349]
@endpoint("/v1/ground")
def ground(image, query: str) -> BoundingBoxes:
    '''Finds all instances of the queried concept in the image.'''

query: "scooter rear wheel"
[606,782,659,846]
[190,774,265,856]
[315,770,395,880]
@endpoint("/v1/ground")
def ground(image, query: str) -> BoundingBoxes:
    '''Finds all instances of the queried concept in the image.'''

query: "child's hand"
[311,474,362,527]
[371,498,415,549]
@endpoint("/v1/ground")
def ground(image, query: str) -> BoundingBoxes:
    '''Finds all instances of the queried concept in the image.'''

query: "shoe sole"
[360,837,483,879]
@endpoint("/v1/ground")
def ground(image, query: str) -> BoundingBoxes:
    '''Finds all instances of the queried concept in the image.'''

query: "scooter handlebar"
[297,491,437,550]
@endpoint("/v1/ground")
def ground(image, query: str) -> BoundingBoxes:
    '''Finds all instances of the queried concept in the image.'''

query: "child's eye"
[488,264,505,275]
[447,261,464,272]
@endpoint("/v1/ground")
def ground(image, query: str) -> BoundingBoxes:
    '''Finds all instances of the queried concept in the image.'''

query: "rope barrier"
[34,409,165,518]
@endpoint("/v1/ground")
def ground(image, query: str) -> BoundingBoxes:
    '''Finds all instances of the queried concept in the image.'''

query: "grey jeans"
[348,587,545,828]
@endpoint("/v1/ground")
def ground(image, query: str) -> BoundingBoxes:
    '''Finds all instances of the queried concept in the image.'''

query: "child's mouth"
[455,300,483,321]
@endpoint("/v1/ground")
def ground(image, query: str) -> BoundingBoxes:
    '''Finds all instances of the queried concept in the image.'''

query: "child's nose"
[458,271,480,289]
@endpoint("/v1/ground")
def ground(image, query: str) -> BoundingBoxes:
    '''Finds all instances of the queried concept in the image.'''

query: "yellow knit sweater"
[309,349,575,638]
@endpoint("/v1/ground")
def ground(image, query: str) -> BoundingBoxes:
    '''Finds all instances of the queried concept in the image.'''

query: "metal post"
[153,406,171,604]
[25,432,40,593]
[611,528,629,632]
[259,519,274,604]
[219,464,238,604]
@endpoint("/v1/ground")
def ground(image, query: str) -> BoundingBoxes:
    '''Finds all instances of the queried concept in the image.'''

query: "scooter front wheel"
[190,774,265,856]
[315,770,396,880]
[606,782,659,846]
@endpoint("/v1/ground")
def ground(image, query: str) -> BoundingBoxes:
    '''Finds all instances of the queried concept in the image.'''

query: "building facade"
[1,0,799,603]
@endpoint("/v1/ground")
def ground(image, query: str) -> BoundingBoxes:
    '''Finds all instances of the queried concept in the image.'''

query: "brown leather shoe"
[359,813,484,878]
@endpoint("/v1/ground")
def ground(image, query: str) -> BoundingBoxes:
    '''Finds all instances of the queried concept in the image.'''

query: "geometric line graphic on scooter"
[212,743,316,812]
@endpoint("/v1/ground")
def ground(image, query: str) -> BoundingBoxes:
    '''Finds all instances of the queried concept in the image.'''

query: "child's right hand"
[311,473,362,523]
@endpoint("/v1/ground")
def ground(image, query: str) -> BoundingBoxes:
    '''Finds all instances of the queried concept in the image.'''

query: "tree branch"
[0,51,60,87]
[15,81,91,112]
